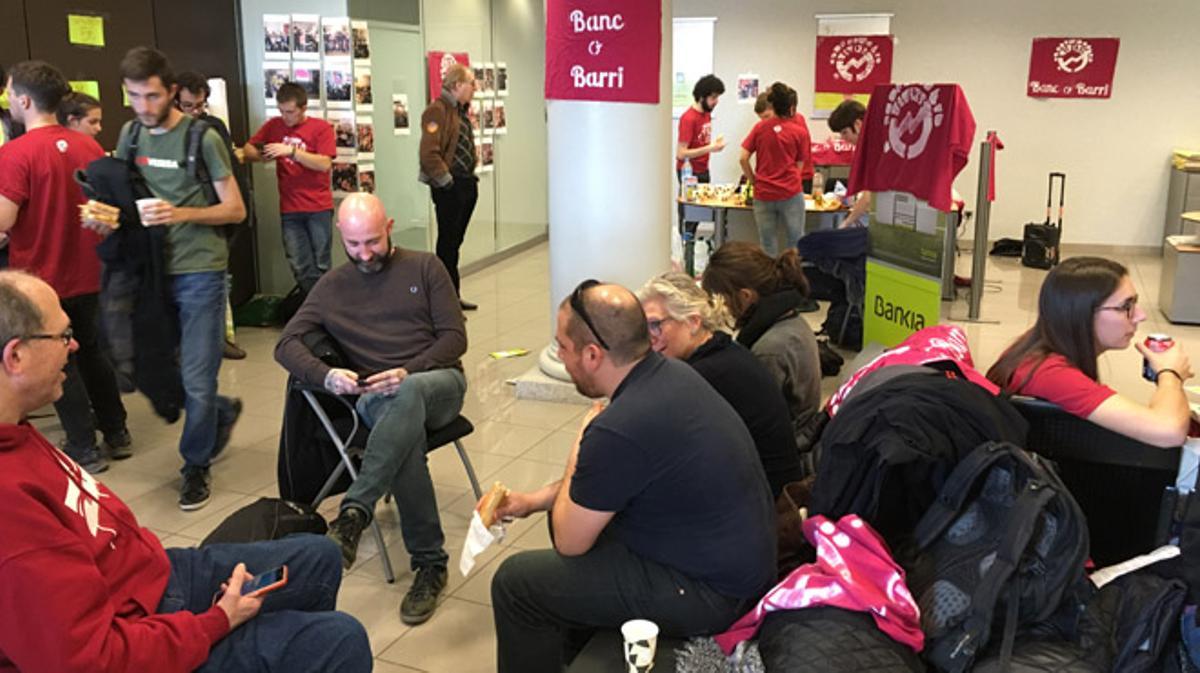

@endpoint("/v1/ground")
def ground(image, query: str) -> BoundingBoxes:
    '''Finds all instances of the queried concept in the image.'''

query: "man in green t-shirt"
[95,47,246,510]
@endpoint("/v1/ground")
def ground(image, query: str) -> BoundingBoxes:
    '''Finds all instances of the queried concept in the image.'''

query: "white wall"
[674,0,1200,247]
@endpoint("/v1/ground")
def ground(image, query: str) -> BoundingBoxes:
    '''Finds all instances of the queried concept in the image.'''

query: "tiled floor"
[29,242,1200,672]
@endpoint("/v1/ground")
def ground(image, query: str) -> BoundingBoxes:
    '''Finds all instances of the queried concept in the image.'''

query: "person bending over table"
[987,256,1193,447]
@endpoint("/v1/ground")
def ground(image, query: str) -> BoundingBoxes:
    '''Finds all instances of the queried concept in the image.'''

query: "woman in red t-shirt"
[987,257,1193,447]
[740,82,810,257]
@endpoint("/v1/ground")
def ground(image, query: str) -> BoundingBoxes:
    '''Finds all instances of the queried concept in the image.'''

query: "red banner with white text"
[1027,37,1119,99]
[813,35,893,117]
[428,51,470,102]
[545,0,661,104]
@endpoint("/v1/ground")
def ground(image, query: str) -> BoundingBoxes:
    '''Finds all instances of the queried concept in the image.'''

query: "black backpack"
[200,497,327,546]
[125,117,249,242]
[906,442,1090,673]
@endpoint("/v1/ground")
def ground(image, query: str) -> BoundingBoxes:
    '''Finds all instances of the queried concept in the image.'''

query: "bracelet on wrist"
[1156,368,1182,384]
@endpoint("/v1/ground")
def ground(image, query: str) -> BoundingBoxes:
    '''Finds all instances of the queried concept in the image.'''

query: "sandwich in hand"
[476,481,510,527]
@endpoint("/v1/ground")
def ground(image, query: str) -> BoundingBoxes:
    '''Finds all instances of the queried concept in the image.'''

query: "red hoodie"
[0,423,229,673]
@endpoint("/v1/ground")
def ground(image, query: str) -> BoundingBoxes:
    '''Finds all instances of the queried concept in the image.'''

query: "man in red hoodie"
[0,269,371,673]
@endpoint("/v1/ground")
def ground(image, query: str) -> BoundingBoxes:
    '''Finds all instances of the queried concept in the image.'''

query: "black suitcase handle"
[1044,172,1065,229]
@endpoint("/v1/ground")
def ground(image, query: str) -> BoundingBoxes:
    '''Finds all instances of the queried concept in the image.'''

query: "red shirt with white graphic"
[0,126,104,299]
[742,116,809,202]
[248,116,336,213]
[0,423,229,673]
[676,106,713,173]
[849,84,975,212]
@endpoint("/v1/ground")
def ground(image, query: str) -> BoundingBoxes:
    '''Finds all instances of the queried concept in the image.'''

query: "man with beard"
[675,74,725,243]
[487,281,776,673]
[96,47,246,510]
[275,192,467,626]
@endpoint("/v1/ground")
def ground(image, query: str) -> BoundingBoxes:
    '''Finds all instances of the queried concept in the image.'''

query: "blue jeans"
[344,368,467,569]
[753,192,807,257]
[280,210,333,293]
[158,535,371,672]
[172,271,237,470]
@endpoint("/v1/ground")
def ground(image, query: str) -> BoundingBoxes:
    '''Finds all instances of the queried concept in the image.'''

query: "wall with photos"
[239,0,547,295]
[673,0,1200,249]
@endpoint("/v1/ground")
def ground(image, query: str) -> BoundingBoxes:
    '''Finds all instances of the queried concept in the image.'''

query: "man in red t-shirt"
[0,60,129,474]
[675,75,725,242]
[245,83,335,293]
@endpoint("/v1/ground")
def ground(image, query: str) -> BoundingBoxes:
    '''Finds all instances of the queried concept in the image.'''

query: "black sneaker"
[62,441,108,474]
[104,429,133,460]
[327,507,369,570]
[211,398,243,463]
[401,565,448,625]
[179,467,211,511]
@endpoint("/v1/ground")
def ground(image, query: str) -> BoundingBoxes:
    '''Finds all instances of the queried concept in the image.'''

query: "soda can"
[1142,334,1175,382]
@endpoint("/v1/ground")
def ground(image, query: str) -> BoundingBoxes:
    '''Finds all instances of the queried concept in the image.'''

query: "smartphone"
[241,565,288,597]
[357,371,380,387]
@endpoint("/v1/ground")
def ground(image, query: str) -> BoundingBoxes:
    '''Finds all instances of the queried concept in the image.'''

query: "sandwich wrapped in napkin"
[459,481,509,576]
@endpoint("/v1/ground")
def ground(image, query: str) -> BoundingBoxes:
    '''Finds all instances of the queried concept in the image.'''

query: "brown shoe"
[223,340,247,360]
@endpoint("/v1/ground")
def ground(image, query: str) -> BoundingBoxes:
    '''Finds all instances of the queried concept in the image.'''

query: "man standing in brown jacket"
[419,63,478,310]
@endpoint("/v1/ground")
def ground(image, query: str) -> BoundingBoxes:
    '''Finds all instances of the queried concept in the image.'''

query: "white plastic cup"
[135,197,166,226]
[620,619,659,673]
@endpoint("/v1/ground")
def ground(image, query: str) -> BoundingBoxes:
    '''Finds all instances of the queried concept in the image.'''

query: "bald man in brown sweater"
[275,193,466,626]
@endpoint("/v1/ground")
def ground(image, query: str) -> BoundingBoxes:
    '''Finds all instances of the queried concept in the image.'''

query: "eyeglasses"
[18,327,74,347]
[646,319,665,336]
[1096,296,1138,319]
[569,279,609,350]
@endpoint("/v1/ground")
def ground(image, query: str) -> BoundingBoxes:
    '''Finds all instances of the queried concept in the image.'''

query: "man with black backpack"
[97,47,246,511]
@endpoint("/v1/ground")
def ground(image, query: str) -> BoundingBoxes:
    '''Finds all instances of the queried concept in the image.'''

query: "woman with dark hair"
[739,82,811,256]
[987,256,1193,447]
[57,91,102,138]
[703,241,822,449]
[637,272,804,496]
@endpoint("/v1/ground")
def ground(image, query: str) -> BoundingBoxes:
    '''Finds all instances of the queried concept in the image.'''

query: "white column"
[539,0,673,380]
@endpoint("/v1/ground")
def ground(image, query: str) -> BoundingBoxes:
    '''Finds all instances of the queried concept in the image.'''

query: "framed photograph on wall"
[351,20,371,62]
[392,93,411,135]
[332,160,358,196]
[497,62,509,96]
[322,17,351,58]
[492,100,506,134]
[356,116,375,160]
[290,14,320,59]
[354,69,373,110]
[290,64,321,101]
[468,99,481,136]
[264,63,290,104]
[358,164,376,193]
[330,112,356,155]
[264,15,290,56]
[325,62,353,108]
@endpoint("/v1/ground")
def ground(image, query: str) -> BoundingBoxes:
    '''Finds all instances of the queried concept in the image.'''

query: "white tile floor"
[29,242,1200,672]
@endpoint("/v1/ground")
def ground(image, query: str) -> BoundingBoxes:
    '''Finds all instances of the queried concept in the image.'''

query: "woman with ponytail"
[702,242,822,452]
[638,271,803,495]
[739,81,811,256]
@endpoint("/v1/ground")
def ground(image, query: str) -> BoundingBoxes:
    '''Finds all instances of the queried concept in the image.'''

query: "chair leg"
[369,517,395,583]
[456,439,483,500]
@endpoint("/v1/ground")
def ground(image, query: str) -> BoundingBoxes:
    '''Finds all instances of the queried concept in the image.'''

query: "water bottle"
[680,159,693,199]
[812,171,825,200]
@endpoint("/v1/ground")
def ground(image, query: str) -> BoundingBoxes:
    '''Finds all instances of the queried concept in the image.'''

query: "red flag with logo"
[428,51,470,102]
[544,0,661,103]
[815,35,894,95]
[1027,38,1119,99]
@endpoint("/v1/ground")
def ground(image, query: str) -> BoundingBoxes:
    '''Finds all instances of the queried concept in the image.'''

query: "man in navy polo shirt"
[488,281,776,673]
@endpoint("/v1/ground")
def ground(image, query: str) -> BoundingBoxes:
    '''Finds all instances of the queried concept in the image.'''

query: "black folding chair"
[298,384,482,583]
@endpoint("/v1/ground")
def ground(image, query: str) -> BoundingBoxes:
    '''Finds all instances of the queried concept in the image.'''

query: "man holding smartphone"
[275,192,467,626]
[0,270,371,673]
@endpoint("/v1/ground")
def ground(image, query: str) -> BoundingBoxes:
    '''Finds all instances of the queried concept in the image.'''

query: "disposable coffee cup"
[620,619,658,673]
[135,197,166,226]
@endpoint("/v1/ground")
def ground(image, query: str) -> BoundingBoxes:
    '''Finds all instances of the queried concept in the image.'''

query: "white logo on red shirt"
[55,139,69,153]
[698,121,712,146]
[54,452,117,546]
[1053,39,1094,73]
[882,85,945,160]
[830,37,882,83]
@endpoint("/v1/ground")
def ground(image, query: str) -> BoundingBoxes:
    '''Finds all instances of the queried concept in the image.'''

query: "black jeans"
[431,176,479,294]
[491,533,747,673]
[54,293,128,457]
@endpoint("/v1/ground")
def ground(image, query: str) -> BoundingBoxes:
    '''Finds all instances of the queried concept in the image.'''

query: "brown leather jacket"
[418,92,462,188]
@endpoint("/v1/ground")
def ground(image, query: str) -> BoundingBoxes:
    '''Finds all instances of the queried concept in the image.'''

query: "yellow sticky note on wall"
[68,14,105,47]
[69,81,101,101]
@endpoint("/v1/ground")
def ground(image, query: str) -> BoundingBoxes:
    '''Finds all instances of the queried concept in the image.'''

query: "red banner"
[428,51,470,102]
[1027,37,1119,99]
[811,138,856,166]
[545,0,661,103]
[815,35,894,95]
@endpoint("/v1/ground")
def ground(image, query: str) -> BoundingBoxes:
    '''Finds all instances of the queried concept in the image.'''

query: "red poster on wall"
[544,0,661,104]
[1027,37,1119,99]
[815,35,894,95]
[428,51,470,102]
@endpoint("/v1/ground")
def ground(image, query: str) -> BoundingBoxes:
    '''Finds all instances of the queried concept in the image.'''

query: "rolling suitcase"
[1022,172,1065,269]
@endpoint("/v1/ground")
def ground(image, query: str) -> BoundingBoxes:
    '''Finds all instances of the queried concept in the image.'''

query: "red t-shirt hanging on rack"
[848,83,975,212]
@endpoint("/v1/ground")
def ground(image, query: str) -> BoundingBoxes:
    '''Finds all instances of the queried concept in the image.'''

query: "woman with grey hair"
[637,272,804,495]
